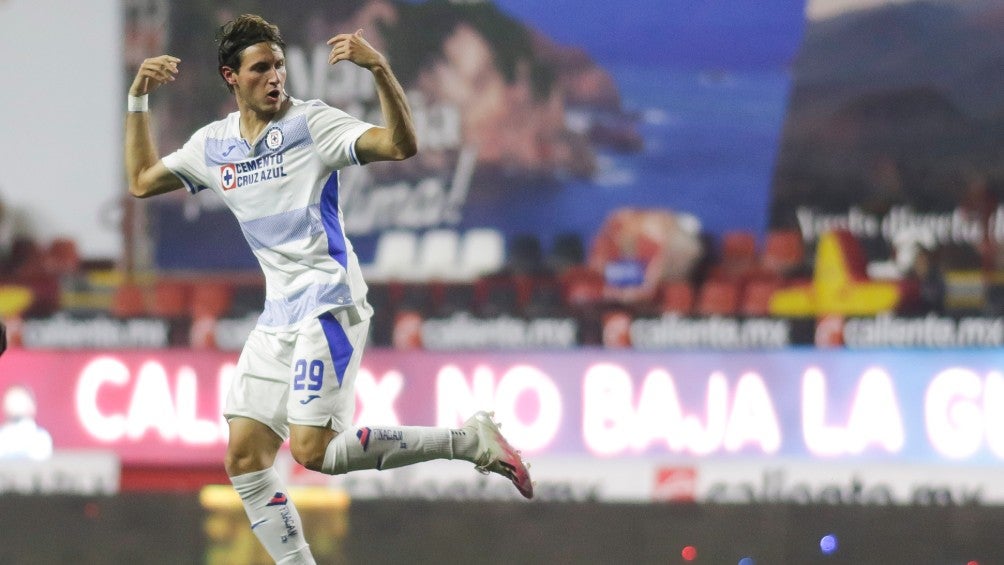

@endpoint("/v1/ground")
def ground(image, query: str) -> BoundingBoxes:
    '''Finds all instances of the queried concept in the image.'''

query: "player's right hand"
[130,55,181,96]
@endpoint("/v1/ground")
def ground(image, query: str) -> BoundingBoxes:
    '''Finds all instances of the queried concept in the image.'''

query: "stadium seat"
[191,282,234,319]
[458,228,506,280]
[524,276,566,317]
[715,230,758,281]
[111,283,146,318]
[561,265,605,308]
[760,229,805,277]
[45,238,81,275]
[740,277,782,316]
[474,274,522,317]
[548,232,586,274]
[151,280,191,318]
[433,282,476,317]
[506,234,546,275]
[416,228,461,281]
[696,279,741,316]
[368,230,418,282]
[660,281,695,315]
[397,282,435,317]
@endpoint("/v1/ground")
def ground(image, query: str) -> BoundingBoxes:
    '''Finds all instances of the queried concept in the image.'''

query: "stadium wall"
[1,496,1001,564]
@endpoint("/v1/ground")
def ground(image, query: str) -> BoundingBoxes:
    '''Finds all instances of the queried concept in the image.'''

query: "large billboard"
[140,0,807,269]
[770,0,1004,264]
[4,347,1004,502]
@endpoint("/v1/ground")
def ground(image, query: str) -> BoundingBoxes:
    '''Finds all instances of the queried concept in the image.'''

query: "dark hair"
[216,14,286,92]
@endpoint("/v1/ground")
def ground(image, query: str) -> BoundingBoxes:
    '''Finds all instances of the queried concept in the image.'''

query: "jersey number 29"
[293,359,324,391]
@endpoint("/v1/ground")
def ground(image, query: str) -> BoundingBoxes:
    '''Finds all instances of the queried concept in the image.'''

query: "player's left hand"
[326,29,387,70]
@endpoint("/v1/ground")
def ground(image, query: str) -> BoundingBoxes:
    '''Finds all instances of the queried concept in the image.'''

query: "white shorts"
[224,308,370,440]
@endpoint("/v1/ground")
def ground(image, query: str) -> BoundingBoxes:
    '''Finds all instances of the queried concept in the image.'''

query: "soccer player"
[124,14,532,564]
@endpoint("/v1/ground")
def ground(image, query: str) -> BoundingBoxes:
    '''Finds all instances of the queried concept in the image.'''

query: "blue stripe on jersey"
[318,312,353,385]
[320,172,348,269]
[175,170,208,194]
[258,283,353,327]
[349,137,361,166]
[239,204,324,250]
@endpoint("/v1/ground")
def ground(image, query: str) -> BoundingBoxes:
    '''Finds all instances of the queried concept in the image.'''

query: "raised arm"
[326,30,418,163]
[124,55,186,198]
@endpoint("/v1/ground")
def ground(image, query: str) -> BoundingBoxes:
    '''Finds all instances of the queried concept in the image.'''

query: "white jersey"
[162,98,375,332]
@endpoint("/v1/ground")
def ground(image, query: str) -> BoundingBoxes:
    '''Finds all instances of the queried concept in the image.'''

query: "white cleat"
[466,411,534,499]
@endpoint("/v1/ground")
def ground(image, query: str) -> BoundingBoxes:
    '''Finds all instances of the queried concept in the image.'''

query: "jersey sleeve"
[306,102,375,170]
[162,126,212,194]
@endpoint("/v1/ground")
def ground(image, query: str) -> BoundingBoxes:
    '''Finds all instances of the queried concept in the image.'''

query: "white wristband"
[127,94,149,112]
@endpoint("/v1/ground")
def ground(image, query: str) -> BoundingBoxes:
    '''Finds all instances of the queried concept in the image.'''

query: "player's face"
[232,42,287,115]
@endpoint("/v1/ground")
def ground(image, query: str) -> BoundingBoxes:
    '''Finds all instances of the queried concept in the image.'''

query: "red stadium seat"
[760,229,805,277]
[660,281,694,315]
[111,283,146,318]
[714,230,758,281]
[151,280,191,318]
[191,283,234,319]
[45,238,81,275]
[741,277,782,316]
[696,279,741,316]
[560,266,605,308]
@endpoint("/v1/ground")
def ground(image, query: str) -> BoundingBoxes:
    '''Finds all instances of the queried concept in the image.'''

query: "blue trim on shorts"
[318,312,352,385]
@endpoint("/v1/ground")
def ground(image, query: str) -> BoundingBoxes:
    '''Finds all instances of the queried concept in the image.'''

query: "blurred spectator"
[911,246,945,314]
[960,172,1003,270]
[0,195,15,273]
[0,385,53,461]
[588,207,703,305]
[0,191,40,276]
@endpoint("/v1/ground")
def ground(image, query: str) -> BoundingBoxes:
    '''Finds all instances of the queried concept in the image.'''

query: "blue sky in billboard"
[490,0,808,68]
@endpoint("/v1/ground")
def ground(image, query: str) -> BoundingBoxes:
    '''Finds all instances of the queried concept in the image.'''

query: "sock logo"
[357,427,371,451]
[266,492,288,506]
[374,428,403,441]
[279,506,298,542]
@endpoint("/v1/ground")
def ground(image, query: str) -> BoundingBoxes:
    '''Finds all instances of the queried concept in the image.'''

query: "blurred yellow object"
[200,484,350,565]
[200,484,350,510]
[0,285,34,317]
[770,230,901,317]
[944,270,985,311]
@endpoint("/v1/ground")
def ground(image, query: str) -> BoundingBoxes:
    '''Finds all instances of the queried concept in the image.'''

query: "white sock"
[230,468,315,565]
[450,425,479,462]
[321,425,458,475]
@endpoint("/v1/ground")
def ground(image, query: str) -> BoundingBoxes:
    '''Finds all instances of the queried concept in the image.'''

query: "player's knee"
[288,431,332,472]
[225,445,271,476]
[289,441,325,471]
